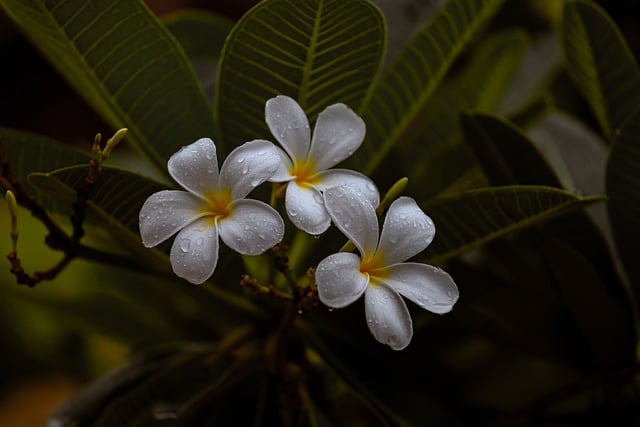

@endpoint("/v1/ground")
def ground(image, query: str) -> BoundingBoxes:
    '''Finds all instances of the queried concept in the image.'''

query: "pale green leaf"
[421,186,602,262]
[0,0,216,172]
[214,0,386,152]
[561,0,640,140]
[356,0,506,174]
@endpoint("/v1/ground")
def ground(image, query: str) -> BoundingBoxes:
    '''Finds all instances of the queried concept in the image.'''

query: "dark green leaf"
[561,0,640,140]
[460,112,562,187]
[215,0,386,152]
[607,112,640,289]
[163,9,234,64]
[544,237,635,368]
[0,0,216,172]
[163,9,234,99]
[357,0,506,174]
[402,29,529,199]
[29,165,169,271]
[0,126,89,195]
[422,186,602,262]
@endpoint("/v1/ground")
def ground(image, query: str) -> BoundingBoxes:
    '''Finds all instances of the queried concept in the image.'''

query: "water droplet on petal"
[179,238,191,253]
[237,157,245,164]
[289,209,298,217]
[195,237,204,246]
[250,178,261,187]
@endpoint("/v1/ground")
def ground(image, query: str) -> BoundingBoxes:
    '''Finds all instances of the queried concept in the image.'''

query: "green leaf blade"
[215,0,386,151]
[0,127,89,195]
[422,186,603,262]
[561,0,640,140]
[607,114,640,288]
[357,0,506,174]
[0,0,216,171]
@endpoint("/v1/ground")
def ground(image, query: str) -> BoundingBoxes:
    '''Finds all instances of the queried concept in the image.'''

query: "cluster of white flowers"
[139,95,458,350]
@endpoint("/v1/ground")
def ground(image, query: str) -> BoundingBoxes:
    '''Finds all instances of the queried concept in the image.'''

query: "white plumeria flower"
[316,185,459,350]
[139,138,284,285]
[264,95,380,235]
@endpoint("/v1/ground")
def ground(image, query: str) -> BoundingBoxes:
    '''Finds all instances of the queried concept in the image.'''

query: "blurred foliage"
[1,0,639,426]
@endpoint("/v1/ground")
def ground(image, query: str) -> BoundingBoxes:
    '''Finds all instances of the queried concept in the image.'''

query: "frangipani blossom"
[265,95,379,235]
[316,185,459,350]
[139,138,284,285]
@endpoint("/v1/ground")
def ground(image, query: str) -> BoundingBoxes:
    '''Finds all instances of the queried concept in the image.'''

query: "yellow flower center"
[201,189,232,224]
[290,159,318,187]
[359,254,386,286]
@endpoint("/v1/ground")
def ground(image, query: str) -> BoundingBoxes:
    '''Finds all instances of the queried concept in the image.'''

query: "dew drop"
[327,307,334,312]
[250,178,261,187]
[179,238,191,253]
[195,237,204,246]
[237,157,246,164]
[205,151,213,160]
[242,165,249,174]
[289,209,298,217]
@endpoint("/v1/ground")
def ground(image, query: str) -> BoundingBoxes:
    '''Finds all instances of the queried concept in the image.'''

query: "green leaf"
[421,186,602,262]
[215,0,386,152]
[462,113,628,304]
[163,9,234,64]
[561,0,640,140]
[356,0,506,174]
[404,29,529,199]
[0,0,216,172]
[460,112,562,187]
[163,9,234,99]
[544,237,635,368]
[607,112,640,289]
[0,126,89,195]
[29,165,169,271]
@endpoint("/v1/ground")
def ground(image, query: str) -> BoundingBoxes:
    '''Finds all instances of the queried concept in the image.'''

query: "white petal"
[316,252,368,308]
[379,263,459,314]
[265,95,310,162]
[323,185,378,258]
[285,182,331,235]
[314,169,380,208]
[268,145,295,183]
[219,139,281,199]
[377,197,435,265]
[308,103,366,170]
[364,284,413,350]
[139,190,204,247]
[217,199,284,255]
[167,138,219,197]
[169,217,219,285]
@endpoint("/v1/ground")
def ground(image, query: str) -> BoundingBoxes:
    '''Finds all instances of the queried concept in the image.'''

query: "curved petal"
[139,190,204,247]
[285,182,331,235]
[267,145,295,183]
[169,217,219,285]
[316,252,368,308]
[168,138,219,197]
[377,197,435,265]
[364,284,413,350]
[218,199,284,255]
[265,95,310,162]
[219,139,281,199]
[315,169,380,208]
[323,185,378,258]
[379,263,459,314]
[309,103,366,170]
